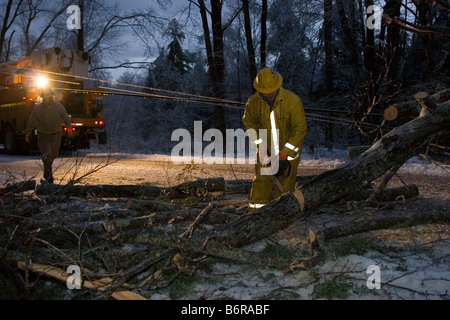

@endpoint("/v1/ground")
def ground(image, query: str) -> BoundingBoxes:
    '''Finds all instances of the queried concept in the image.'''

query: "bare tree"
[0,0,25,61]
[360,0,377,106]
[49,0,163,77]
[188,0,242,133]
[19,0,67,55]
[197,0,226,133]
[242,0,257,88]
[336,0,362,90]
[383,0,402,97]
[260,0,267,68]
[323,0,333,93]
[76,0,84,51]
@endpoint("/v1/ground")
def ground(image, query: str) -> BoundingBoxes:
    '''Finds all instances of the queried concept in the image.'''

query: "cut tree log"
[188,93,449,248]
[383,88,450,121]
[35,177,226,198]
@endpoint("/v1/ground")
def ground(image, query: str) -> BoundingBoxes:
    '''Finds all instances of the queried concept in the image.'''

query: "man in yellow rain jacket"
[243,68,307,210]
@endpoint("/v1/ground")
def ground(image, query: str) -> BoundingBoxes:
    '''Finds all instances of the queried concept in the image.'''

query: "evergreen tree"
[165,18,190,74]
[267,0,316,96]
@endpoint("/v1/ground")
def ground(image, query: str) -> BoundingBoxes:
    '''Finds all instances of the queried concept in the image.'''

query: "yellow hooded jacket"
[243,87,307,160]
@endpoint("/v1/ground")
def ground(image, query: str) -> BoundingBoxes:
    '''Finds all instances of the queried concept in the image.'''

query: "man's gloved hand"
[279,150,288,161]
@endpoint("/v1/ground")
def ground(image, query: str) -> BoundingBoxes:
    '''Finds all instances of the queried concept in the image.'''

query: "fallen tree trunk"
[347,145,371,160]
[225,175,318,194]
[342,185,419,202]
[35,177,226,198]
[126,199,180,212]
[320,208,450,242]
[0,180,36,195]
[192,93,449,248]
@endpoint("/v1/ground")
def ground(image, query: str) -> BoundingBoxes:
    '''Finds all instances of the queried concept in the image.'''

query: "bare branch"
[89,61,154,72]
[383,13,450,35]
[430,0,450,10]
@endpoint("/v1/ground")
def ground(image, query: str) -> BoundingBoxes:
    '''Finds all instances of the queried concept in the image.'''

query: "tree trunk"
[362,0,378,105]
[210,0,226,134]
[197,0,226,134]
[321,208,450,242]
[0,180,36,195]
[418,0,435,81]
[77,0,85,51]
[385,0,402,96]
[242,0,257,89]
[35,177,226,198]
[191,93,449,248]
[336,0,361,89]
[0,0,23,62]
[324,0,334,93]
[343,185,419,202]
[260,0,267,68]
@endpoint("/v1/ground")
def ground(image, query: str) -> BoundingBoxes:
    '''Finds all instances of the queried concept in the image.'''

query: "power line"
[20,68,244,107]
[305,112,381,129]
[2,67,385,129]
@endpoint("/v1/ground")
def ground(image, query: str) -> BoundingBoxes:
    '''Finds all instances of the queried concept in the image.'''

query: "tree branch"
[383,13,450,35]
[430,0,450,10]
[89,61,154,72]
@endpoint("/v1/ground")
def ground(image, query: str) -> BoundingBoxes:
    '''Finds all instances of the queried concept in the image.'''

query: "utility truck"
[0,47,106,153]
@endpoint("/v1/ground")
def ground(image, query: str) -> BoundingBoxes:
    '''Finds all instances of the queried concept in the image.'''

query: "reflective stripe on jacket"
[242,87,307,159]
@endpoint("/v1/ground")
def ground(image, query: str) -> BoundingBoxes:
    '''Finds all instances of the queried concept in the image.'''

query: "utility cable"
[3,68,385,129]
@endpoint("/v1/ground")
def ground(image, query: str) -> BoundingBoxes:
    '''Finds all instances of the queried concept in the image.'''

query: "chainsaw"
[261,152,305,211]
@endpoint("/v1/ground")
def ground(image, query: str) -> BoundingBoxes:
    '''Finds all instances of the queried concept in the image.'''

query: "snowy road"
[1,149,448,199]
[0,151,330,187]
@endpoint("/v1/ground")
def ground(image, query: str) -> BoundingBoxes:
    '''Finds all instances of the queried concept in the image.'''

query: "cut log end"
[414,91,430,100]
[383,90,449,122]
[383,105,399,121]
[415,91,439,111]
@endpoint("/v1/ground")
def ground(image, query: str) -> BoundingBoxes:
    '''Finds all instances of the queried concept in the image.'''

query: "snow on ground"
[85,145,450,175]
[2,145,447,182]
[139,223,449,300]
[109,147,449,175]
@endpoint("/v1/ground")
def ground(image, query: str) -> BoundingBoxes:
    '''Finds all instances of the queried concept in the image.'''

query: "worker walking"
[25,88,72,184]
[243,68,307,210]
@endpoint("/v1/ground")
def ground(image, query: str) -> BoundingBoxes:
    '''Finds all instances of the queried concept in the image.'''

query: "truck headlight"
[36,76,48,87]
